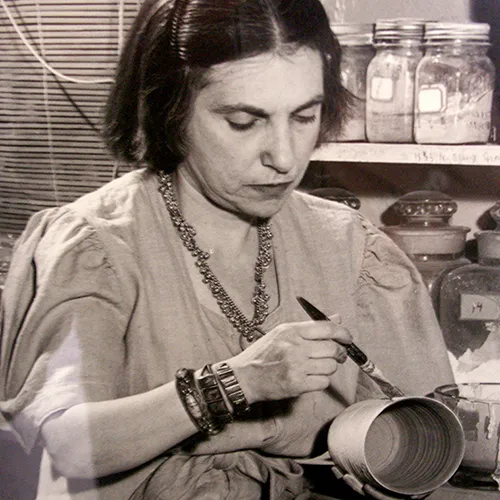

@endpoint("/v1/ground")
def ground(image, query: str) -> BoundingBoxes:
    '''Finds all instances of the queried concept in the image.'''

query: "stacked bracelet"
[176,363,250,435]
[175,367,223,435]
[197,364,234,424]
[214,362,250,415]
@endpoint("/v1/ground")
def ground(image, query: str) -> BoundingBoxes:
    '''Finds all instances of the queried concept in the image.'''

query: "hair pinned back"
[169,0,191,60]
[102,0,350,173]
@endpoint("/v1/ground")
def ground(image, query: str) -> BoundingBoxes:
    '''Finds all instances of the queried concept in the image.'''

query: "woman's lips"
[249,183,292,199]
[250,182,292,193]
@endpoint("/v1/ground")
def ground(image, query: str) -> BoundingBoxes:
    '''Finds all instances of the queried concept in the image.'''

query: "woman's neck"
[170,169,279,319]
[174,170,257,255]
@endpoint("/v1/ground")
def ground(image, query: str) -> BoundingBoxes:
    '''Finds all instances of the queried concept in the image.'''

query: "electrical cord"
[0,0,116,84]
[2,0,134,180]
[7,2,104,134]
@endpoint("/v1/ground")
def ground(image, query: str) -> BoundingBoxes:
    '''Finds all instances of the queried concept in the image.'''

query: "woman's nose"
[261,124,295,173]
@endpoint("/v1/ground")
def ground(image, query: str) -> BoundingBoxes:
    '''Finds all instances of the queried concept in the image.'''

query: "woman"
[0,0,454,498]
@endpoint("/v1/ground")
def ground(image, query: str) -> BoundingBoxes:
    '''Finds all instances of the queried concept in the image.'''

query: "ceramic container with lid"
[381,190,470,314]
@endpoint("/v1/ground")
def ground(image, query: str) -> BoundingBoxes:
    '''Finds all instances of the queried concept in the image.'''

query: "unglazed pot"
[327,396,465,496]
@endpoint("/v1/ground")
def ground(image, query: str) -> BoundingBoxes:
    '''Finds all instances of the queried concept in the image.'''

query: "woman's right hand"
[225,319,352,405]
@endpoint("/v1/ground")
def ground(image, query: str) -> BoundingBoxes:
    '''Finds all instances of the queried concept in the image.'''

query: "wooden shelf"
[311,143,500,166]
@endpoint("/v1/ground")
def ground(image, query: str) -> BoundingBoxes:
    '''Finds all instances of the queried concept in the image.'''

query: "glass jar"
[439,202,500,386]
[366,19,425,143]
[381,191,470,315]
[330,23,374,142]
[414,22,495,144]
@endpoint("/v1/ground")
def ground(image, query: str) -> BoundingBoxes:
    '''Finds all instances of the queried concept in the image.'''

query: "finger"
[306,358,340,376]
[299,321,352,345]
[296,320,338,339]
[302,374,332,392]
[330,325,352,346]
[329,313,341,324]
[308,340,347,363]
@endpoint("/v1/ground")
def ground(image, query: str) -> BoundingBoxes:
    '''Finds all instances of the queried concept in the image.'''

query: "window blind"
[0,0,142,235]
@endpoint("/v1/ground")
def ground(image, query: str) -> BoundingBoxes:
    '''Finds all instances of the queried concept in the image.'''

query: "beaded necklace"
[158,171,273,342]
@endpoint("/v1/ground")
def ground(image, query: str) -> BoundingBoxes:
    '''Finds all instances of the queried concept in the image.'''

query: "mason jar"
[414,22,495,144]
[366,19,425,143]
[330,23,374,142]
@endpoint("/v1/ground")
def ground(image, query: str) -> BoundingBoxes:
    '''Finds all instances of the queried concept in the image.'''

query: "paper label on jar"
[460,294,500,321]
[417,84,447,113]
[370,76,394,102]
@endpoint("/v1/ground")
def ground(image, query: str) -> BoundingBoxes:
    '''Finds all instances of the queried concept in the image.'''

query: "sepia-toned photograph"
[1,1,500,498]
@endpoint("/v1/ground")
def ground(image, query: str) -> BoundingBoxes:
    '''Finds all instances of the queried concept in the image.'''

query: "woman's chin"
[239,198,288,220]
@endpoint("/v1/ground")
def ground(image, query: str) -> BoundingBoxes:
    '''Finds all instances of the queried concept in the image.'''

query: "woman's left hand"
[176,417,277,455]
[177,390,343,457]
[259,390,345,457]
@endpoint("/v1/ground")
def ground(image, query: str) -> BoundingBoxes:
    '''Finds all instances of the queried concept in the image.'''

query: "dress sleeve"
[0,208,130,452]
[354,215,455,397]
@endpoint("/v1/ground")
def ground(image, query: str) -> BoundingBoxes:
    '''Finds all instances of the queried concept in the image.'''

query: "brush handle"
[296,296,406,399]
[343,342,368,365]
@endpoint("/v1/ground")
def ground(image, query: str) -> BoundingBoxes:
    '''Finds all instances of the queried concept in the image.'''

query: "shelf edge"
[311,143,500,166]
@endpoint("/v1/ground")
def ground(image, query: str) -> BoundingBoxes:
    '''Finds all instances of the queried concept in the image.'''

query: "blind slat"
[1,0,141,233]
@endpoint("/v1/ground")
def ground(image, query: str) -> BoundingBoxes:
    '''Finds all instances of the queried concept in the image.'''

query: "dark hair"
[102,0,350,173]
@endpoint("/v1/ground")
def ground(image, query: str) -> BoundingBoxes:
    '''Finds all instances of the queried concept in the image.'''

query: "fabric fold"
[139,451,304,500]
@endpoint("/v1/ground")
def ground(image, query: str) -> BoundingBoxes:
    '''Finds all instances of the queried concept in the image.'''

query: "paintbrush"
[296,296,405,399]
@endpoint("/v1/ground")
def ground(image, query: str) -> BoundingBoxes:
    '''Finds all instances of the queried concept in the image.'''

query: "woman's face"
[178,47,324,219]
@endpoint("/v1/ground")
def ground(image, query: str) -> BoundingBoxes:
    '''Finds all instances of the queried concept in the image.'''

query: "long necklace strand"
[158,171,273,342]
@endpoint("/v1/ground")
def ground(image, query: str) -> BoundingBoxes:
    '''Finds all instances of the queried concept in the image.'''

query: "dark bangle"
[196,364,233,424]
[175,368,223,435]
[214,362,250,415]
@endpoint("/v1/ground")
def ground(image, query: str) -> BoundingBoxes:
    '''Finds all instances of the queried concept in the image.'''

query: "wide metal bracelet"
[196,364,234,424]
[175,367,223,435]
[214,362,250,415]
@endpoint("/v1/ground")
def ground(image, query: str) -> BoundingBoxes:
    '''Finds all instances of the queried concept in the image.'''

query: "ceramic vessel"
[381,190,470,315]
[327,396,465,496]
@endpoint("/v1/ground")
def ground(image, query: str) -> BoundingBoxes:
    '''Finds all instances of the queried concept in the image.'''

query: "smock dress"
[0,169,454,499]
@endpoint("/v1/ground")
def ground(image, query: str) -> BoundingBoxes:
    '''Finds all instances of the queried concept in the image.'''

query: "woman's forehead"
[199,48,324,108]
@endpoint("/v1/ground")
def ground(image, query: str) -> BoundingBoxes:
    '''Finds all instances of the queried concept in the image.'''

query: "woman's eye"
[225,112,260,131]
[293,114,317,124]
[227,119,257,131]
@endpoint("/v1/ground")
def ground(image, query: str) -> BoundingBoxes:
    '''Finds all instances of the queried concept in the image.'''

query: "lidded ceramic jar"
[381,190,470,313]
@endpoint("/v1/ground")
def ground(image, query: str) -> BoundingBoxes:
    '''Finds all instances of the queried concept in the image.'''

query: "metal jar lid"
[373,18,426,44]
[330,23,374,46]
[424,22,490,44]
